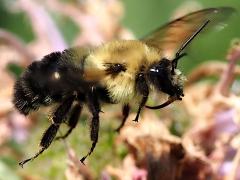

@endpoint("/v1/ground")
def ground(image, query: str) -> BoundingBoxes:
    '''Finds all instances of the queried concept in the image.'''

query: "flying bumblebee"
[13,7,234,166]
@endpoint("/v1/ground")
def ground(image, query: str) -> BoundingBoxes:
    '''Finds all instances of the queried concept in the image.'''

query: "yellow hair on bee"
[84,40,161,103]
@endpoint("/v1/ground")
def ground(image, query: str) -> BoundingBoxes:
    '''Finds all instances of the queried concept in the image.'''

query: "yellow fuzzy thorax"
[85,40,161,103]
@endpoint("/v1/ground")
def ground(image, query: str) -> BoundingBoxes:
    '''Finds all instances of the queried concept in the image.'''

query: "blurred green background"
[0,0,239,179]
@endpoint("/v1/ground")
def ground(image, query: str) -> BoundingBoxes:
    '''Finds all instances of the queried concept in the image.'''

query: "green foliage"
[7,63,24,78]
[0,0,35,42]
[0,161,21,180]
[51,12,80,45]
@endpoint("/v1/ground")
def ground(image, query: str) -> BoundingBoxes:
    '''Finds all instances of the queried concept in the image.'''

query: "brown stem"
[216,40,240,96]
[186,61,240,86]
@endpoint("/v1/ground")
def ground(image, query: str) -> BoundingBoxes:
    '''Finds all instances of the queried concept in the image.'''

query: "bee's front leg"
[134,73,149,122]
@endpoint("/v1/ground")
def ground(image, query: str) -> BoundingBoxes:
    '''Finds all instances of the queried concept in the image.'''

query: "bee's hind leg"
[55,102,83,140]
[18,96,75,167]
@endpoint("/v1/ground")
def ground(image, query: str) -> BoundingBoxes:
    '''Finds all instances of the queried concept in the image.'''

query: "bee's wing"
[83,68,106,82]
[142,7,235,59]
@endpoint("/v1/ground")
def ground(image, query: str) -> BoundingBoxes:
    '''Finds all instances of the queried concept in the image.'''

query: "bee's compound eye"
[148,59,171,77]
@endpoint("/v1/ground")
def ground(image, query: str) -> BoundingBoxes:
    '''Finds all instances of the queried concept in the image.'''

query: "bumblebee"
[13,7,234,166]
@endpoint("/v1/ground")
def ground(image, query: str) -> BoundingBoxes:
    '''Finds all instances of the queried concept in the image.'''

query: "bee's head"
[147,58,185,99]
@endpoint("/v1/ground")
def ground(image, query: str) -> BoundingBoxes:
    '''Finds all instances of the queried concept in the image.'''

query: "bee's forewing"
[142,7,235,59]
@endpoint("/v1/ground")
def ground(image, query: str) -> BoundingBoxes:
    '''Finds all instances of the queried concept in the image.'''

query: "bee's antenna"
[176,20,210,58]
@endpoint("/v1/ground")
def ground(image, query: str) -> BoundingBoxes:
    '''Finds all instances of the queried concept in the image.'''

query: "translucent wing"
[142,7,235,59]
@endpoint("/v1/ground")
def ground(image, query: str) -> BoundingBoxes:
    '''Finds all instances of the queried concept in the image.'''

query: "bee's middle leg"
[80,89,100,164]
[115,104,130,132]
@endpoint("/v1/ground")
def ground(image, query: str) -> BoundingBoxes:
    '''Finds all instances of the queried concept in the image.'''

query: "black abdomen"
[13,51,87,115]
